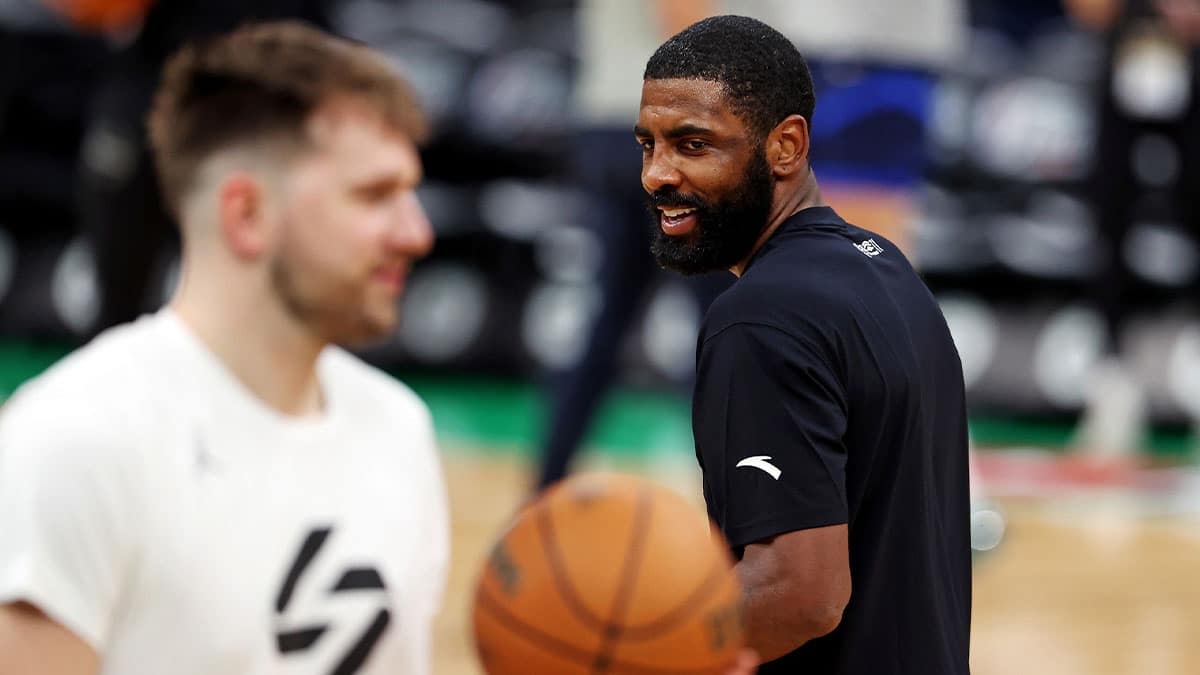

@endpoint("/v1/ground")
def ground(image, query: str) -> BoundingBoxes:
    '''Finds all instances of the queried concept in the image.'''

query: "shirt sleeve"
[694,321,849,549]
[404,402,450,675]
[0,391,143,650]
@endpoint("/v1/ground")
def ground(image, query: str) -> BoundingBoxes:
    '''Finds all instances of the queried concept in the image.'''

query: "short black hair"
[644,15,815,140]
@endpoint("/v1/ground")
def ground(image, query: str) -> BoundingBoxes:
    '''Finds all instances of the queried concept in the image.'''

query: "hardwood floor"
[433,453,1200,675]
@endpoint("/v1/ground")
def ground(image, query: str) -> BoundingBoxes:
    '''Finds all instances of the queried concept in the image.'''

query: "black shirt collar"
[742,205,845,274]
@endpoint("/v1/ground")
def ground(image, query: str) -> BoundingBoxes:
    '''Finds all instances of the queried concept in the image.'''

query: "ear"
[217,172,272,260]
[765,114,810,179]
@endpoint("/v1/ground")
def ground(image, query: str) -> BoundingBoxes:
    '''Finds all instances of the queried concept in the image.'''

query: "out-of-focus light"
[985,191,1098,280]
[397,263,488,363]
[1033,305,1106,408]
[1113,34,1191,120]
[640,283,702,383]
[938,294,997,390]
[478,181,579,241]
[971,77,1091,180]
[1167,323,1200,421]
[521,282,599,371]
[971,507,1006,552]
[51,237,99,335]
[1131,133,1181,187]
[534,226,602,285]
[1124,222,1198,287]
[465,48,570,144]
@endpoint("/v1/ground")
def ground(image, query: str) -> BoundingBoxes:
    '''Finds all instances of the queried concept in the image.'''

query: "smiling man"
[635,16,972,675]
[0,22,447,675]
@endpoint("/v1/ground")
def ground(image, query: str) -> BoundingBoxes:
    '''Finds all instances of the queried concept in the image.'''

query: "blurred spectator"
[1067,0,1200,455]
[535,0,732,490]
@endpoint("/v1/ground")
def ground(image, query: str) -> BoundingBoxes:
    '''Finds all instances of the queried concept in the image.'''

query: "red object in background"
[43,0,156,32]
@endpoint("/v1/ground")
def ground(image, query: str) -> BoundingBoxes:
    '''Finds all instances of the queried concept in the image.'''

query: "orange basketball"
[43,0,156,31]
[472,473,745,675]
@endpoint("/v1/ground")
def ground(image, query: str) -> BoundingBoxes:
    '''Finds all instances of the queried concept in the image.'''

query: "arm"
[0,387,144,674]
[0,602,98,675]
[736,525,851,662]
[693,320,852,663]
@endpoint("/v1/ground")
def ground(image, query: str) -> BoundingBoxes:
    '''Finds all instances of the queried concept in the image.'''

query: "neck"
[729,170,823,278]
[170,261,326,417]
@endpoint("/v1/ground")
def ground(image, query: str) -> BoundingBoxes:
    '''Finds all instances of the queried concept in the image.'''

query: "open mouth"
[659,207,698,235]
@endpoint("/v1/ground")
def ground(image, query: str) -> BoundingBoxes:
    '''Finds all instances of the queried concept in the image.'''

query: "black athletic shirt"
[693,206,971,674]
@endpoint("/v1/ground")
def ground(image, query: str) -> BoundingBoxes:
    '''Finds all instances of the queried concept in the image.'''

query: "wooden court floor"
[433,452,1200,675]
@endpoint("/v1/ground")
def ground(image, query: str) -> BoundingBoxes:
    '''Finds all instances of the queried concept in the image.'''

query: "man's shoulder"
[702,265,850,343]
[703,222,922,339]
[6,316,167,418]
[0,317,172,461]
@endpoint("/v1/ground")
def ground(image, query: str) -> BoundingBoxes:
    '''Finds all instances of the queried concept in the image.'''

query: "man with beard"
[0,22,448,675]
[635,16,971,675]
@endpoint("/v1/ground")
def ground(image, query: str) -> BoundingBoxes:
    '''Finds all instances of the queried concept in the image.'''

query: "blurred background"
[1,0,1199,673]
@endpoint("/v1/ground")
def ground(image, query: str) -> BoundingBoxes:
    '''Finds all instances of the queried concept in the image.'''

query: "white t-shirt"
[0,311,449,675]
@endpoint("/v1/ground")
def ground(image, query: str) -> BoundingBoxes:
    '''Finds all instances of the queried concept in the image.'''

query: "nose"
[641,147,682,194]
[387,191,434,258]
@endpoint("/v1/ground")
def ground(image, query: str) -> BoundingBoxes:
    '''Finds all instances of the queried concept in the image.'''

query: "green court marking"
[399,374,695,458]
[0,342,1190,459]
[0,342,73,400]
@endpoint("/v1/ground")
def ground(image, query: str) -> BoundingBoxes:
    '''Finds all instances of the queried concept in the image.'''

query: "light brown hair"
[147,21,427,216]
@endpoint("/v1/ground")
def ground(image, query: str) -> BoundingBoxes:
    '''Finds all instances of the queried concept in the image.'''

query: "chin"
[325,311,397,348]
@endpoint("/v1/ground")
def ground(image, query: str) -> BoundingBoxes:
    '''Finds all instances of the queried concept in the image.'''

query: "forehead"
[303,98,421,177]
[637,78,743,133]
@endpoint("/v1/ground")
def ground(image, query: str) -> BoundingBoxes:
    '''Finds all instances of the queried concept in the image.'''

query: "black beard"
[646,147,775,276]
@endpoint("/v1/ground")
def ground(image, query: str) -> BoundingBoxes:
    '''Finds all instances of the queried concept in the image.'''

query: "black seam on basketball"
[593,483,655,673]
[617,554,728,641]
[478,587,731,675]
[535,499,610,632]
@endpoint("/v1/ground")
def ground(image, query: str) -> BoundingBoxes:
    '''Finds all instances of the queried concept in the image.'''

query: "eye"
[682,139,708,152]
[355,181,399,203]
[638,138,653,152]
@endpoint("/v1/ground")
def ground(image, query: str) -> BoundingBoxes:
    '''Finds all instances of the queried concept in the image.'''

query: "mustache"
[647,190,708,210]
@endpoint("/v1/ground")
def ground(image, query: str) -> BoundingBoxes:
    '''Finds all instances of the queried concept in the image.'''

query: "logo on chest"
[274,526,392,674]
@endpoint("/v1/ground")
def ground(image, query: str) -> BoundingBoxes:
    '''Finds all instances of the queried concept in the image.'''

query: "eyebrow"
[352,168,422,192]
[633,123,715,139]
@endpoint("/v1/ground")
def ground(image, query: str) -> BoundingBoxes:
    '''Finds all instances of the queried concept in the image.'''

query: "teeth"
[661,208,696,217]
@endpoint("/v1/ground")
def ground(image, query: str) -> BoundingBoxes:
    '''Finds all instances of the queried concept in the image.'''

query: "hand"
[724,649,759,675]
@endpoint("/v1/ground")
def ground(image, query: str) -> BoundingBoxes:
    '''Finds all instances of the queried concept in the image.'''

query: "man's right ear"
[766,114,810,179]
[217,173,270,259]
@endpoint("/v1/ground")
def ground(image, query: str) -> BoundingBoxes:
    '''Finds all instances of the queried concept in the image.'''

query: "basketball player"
[635,16,971,674]
[0,22,447,675]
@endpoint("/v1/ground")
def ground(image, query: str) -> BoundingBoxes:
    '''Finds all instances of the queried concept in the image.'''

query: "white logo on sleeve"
[736,455,782,480]
[854,238,884,258]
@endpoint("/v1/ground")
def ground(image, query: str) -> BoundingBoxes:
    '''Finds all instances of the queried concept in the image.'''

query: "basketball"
[42,0,156,31]
[472,472,745,675]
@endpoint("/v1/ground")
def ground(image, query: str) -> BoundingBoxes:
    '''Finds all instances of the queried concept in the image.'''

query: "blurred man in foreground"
[0,21,448,675]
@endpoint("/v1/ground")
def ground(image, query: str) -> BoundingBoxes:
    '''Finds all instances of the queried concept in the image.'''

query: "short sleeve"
[0,391,143,650]
[693,322,848,549]
[416,402,450,618]
[397,398,450,675]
